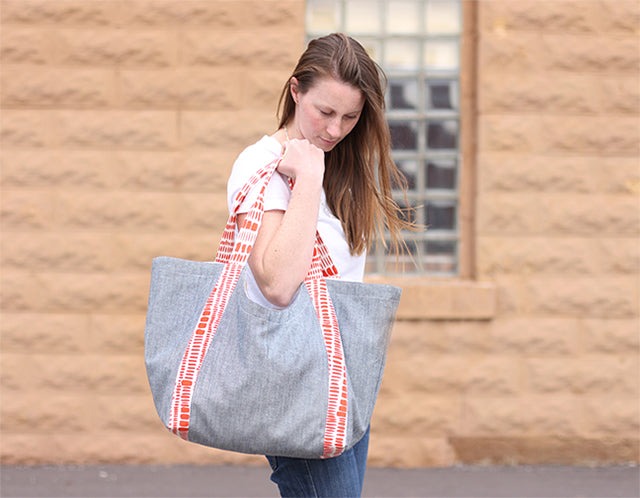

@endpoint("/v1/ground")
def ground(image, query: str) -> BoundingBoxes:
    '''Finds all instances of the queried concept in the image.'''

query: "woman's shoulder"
[234,135,281,168]
[227,134,289,211]
[228,135,280,183]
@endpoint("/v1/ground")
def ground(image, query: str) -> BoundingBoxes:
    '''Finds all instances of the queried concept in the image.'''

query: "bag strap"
[215,159,279,266]
[168,159,278,443]
[169,156,348,458]
[216,158,340,277]
[303,242,348,457]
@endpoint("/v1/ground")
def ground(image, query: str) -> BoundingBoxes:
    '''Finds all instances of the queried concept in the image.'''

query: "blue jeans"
[266,428,370,497]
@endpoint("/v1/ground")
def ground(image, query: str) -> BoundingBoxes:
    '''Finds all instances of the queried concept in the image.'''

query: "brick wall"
[370,0,638,467]
[1,0,305,465]
[470,0,639,465]
[1,0,639,467]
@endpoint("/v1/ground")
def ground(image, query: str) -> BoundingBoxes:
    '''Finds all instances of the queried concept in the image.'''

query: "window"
[307,0,463,276]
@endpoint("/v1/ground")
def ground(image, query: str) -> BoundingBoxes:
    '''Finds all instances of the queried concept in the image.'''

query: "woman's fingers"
[277,139,325,180]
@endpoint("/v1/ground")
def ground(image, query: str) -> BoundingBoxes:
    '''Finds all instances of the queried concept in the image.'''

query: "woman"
[227,33,413,498]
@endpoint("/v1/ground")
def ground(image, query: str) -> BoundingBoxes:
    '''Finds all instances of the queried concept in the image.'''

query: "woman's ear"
[289,77,300,104]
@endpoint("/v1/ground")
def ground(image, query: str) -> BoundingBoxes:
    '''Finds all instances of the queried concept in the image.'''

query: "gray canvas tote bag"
[144,157,401,459]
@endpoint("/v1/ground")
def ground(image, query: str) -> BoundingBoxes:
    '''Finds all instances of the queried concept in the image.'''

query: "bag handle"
[169,156,348,458]
[214,158,279,266]
[216,157,340,278]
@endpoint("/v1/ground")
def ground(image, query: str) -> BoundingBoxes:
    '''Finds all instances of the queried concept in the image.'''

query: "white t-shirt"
[226,135,366,307]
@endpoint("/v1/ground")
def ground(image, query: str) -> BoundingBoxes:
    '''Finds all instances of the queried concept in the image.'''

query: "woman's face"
[290,76,365,152]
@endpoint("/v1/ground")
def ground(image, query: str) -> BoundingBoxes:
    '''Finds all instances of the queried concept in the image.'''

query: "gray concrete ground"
[1,464,638,498]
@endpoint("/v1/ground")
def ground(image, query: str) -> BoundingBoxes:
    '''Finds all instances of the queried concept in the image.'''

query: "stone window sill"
[364,276,497,320]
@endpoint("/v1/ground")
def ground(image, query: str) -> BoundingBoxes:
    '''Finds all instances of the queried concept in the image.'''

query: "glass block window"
[307,0,462,276]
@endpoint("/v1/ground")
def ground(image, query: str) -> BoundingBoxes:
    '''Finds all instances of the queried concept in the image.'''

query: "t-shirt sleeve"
[226,139,291,215]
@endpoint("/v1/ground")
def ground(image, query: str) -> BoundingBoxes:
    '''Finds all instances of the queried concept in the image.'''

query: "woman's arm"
[237,138,325,307]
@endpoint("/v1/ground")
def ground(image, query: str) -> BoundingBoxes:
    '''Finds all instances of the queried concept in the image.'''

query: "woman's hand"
[277,138,325,182]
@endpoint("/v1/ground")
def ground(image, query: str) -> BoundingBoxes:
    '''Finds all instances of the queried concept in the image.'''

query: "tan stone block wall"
[461,0,639,465]
[372,0,639,467]
[1,0,639,468]
[1,0,305,466]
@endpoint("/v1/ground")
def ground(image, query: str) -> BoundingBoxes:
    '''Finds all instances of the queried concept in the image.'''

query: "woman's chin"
[318,139,339,151]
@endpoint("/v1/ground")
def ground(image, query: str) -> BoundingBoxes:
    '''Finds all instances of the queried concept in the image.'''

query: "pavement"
[1,464,638,498]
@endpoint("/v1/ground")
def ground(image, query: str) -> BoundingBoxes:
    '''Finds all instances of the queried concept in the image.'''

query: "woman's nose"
[326,119,342,138]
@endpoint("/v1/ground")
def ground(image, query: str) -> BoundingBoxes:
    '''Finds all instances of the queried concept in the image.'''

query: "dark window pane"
[425,240,457,274]
[390,121,418,150]
[394,198,418,224]
[426,80,458,110]
[389,79,418,110]
[403,239,421,256]
[426,158,457,190]
[426,120,458,149]
[426,201,456,229]
[395,159,418,190]
[426,240,456,256]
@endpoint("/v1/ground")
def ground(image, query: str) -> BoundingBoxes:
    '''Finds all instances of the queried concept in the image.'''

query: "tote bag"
[144,157,401,459]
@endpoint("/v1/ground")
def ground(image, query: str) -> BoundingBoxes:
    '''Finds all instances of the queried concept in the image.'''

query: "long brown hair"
[277,33,414,256]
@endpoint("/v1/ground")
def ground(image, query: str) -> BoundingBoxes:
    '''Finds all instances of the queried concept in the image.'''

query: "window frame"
[306,0,478,281]
[306,1,495,320]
